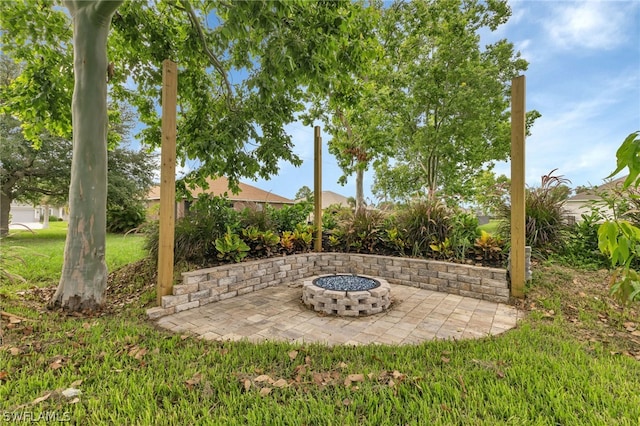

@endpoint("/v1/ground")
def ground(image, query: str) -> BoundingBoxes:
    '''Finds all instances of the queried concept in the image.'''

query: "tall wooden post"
[510,75,526,298]
[314,126,323,252]
[157,60,177,305]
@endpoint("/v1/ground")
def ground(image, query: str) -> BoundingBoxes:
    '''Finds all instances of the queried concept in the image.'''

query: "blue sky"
[243,0,640,203]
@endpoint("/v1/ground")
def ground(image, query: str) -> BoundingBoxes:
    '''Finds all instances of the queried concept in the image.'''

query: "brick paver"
[156,284,521,346]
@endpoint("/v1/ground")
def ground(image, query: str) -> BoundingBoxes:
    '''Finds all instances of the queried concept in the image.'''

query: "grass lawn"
[1,222,147,286]
[1,230,639,424]
[478,220,502,235]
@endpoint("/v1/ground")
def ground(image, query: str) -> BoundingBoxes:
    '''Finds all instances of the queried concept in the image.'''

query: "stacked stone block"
[147,253,510,319]
[302,275,391,316]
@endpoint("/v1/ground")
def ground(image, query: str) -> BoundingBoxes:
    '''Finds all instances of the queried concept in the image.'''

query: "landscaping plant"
[215,227,250,263]
[598,131,640,303]
[396,200,452,257]
[498,169,570,255]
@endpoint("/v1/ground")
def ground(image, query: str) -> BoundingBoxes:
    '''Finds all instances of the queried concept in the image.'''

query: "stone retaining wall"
[147,253,509,319]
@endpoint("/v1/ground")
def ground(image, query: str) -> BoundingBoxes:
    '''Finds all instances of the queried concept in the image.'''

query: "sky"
[241,0,640,203]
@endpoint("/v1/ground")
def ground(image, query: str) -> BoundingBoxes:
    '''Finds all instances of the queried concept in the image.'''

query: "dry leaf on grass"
[259,387,272,396]
[0,371,8,381]
[273,379,288,388]
[344,373,364,387]
[185,373,202,389]
[128,346,147,360]
[254,374,274,384]
[49,358,64,370]
[32,392,53,405]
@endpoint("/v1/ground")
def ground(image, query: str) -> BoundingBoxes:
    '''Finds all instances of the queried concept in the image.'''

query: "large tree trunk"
[50,1,122,312]
[0,190,12,237]
[355,167,365,213]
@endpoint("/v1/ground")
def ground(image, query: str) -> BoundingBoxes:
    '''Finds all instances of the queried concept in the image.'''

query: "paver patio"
[155,283,522,346]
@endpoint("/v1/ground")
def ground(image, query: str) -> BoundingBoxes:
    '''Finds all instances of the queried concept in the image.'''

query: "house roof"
[566,176,628,203]
[320,191,351,209]
[148,177,294,204]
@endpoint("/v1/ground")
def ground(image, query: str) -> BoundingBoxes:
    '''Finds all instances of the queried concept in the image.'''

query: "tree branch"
[179,0,235,111]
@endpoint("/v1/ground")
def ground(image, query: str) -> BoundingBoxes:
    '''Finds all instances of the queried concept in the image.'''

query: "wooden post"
[157,60,178,305]
[314,126,323,252]
[510,75,526,298]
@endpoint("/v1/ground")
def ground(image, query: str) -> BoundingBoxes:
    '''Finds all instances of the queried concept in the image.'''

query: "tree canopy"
[372,0,536,202]
[0,0,380,311]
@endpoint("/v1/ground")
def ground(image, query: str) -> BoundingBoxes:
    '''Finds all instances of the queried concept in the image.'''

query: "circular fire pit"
[302,274,391,317]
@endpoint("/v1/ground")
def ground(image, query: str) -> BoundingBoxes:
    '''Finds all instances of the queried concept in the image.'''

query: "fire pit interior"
[302,274,391,317]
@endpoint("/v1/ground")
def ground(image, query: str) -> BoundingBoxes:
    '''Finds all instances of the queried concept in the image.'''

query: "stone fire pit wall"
[147,253,509,319]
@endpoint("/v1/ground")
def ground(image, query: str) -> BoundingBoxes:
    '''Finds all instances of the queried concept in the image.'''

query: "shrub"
[270,203,312,233]
[449,212,479,261]
[474,230,504,263]
[340,209,385,253]
[107,202,146,233]
[215,227,250,263]
[498,169,569,254]
[322,204,353,231]
[145,195,239,265]
[556,212,609,268]
[379,215,406,256]
[241,226,280,257]
[396,200,452,257]
[239,203,274,232]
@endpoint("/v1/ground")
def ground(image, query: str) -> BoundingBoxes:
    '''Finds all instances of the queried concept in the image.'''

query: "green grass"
[0,311,638,424]
[1,222,147,286]
[1,229,639,424]
[478,220,502,235]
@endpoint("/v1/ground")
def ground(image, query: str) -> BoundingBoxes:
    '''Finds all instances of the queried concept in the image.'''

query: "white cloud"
[544,1,636,50]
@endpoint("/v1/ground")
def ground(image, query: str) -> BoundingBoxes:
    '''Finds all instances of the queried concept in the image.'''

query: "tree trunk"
[42,204,50,229]
[50,1,122,312]
[0,191,11,237]
[355,167,365,213]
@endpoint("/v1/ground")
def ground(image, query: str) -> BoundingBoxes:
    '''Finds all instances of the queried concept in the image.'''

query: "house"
[318,191,352,210]
[564,176,627,223]
[146,176,295,219]
[8,202,67,229]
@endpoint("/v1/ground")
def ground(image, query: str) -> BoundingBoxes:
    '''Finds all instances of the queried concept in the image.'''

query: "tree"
[305,2,392,213]
[468,170,510,216]
[0,115,72,235]
[0,55,71,235]
[372,0,537,202]
[1,0,377,311]
[106,145,156,233]
[295,186,314,203]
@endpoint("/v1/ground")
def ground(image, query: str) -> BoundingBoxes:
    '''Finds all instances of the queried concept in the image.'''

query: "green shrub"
[215,227,250,263]
[270,203,312,233]
[379,215,406,256]
[498,170,569,254]
[107,202,146,233]
[396,200,452,257]
[239,203,274,232]
[556,212,609,268]
[292,223,314,252]
[241,226,280,257]
[145,195,239,265]
[474,230,504,263]
[322,204,353,231]
[339,209,385,253]
[449,212,479,261]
